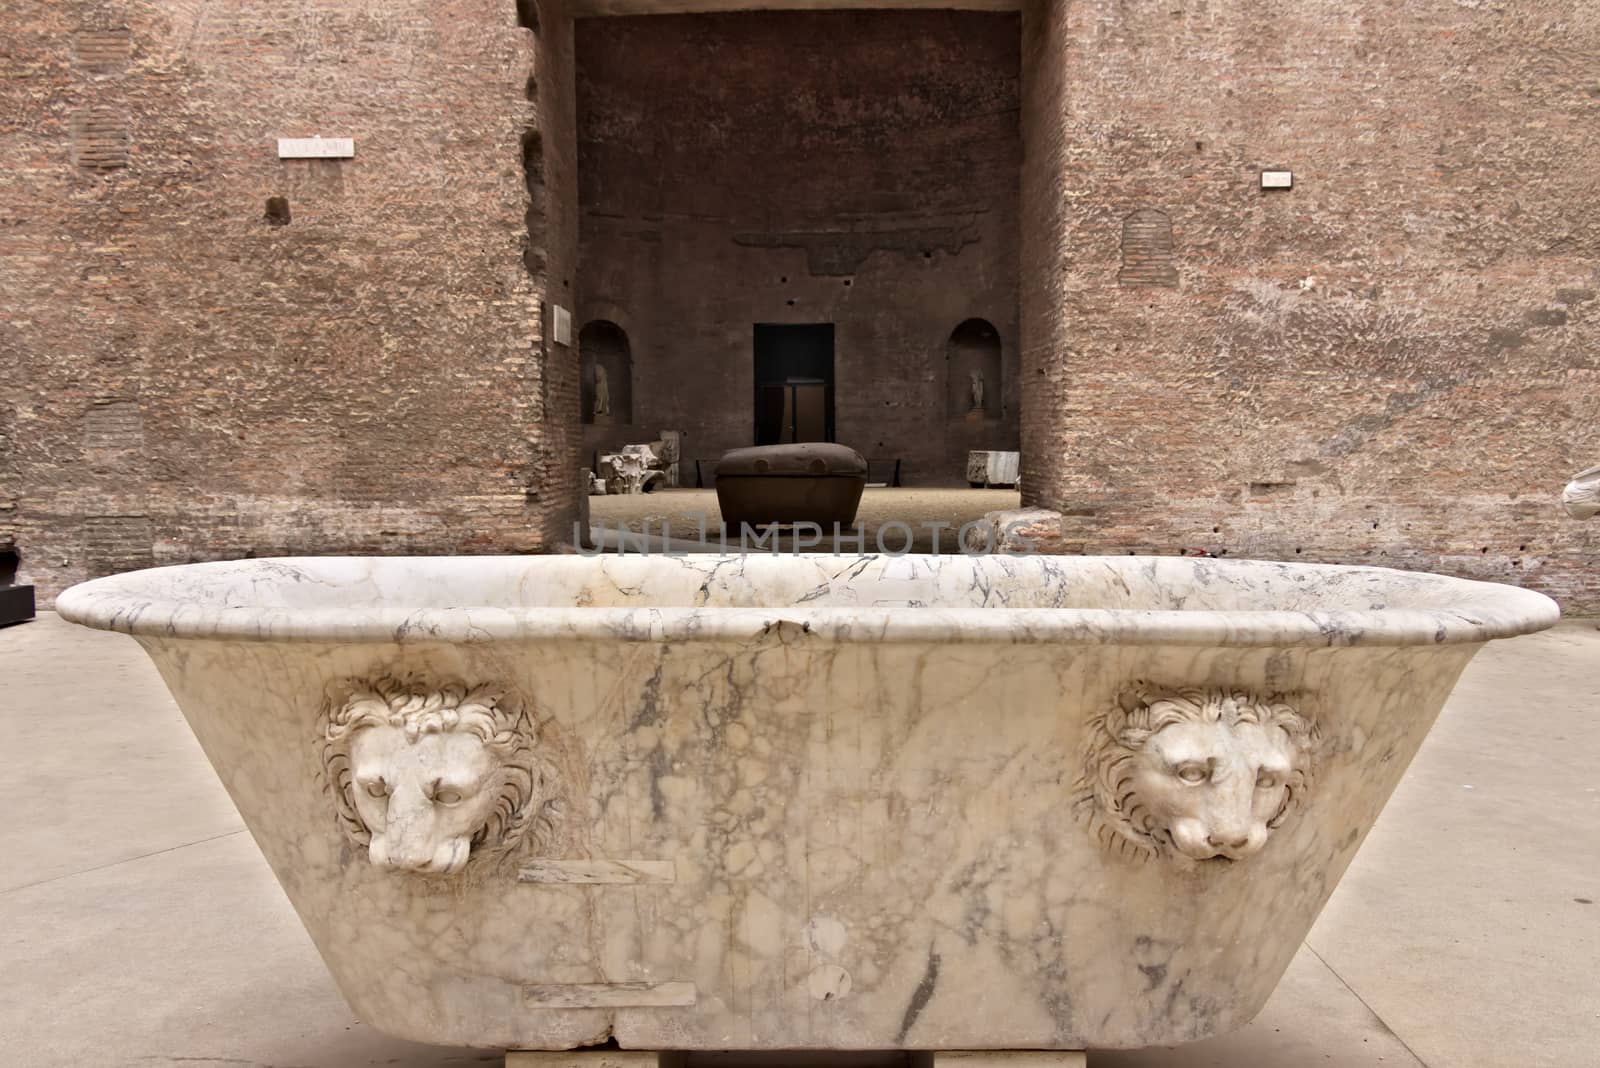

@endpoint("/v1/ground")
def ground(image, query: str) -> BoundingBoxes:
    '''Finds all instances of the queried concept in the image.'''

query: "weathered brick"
[4,0,1598,615]
[1021,0,1600,611]
[574,11,1022,483]
[3,0,577,600]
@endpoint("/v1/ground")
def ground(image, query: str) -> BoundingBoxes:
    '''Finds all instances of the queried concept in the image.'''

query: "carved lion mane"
[1074,685,1317,862]
[318,677,556,868]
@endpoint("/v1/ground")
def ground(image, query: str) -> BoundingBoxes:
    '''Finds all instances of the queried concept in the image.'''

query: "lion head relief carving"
[318,677,557,877]
[1076,686,1318,864]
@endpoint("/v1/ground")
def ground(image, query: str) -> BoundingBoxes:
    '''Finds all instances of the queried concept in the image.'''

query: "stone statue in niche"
[1075,686,1317,863]
[1561,464,1600,518]
[319,678,557,877]
[592,364,611,419]
[969,369,985,412]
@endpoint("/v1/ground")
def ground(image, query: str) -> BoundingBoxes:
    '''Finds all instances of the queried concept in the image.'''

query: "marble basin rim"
[56,552,1556,647]
[54,554,1558,1052]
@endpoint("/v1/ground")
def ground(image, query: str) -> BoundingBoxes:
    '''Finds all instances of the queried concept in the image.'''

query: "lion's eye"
[433,787,464,805]
[1176,764,1209,784]
[363,779,388,799]
[1256,772,1280,790]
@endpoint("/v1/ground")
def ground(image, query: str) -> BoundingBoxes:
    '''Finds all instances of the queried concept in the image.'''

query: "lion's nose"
[1208,833,1252,851]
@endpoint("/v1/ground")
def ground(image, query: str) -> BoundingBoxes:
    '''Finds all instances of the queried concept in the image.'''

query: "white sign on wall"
[277,136,355,159]
[1260,169,1293,190]
[551,304,573,347]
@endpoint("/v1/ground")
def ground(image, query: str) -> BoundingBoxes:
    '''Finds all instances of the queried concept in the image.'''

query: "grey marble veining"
[55,554,1558,1051]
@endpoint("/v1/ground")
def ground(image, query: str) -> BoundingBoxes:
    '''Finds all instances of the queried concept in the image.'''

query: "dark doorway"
[753,323,834,445]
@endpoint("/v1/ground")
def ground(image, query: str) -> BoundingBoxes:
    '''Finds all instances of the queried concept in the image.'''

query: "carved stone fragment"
[1076,686,1316,863]
[1561,465,1600,519]
[318,677,553,877]
[597,443,664,495]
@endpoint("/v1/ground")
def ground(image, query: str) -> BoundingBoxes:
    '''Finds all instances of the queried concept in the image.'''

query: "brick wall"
[1021,0,1600,610]
[575,11,1022,483]
[2,0,576,601]
[6,0,1599,611]
[526,0,584,546]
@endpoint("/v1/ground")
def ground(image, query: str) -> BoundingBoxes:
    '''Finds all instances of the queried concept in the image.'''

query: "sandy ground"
[2,613,1597,1067]
[592,487,1023,553]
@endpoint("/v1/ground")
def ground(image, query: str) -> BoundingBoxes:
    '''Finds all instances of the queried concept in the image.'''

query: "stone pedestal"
[508,1053,661,1068]
[0,583,34,626]
[715,442,868,531]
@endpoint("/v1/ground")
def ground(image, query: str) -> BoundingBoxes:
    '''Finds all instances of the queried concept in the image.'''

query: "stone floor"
[2,612,1596,1068]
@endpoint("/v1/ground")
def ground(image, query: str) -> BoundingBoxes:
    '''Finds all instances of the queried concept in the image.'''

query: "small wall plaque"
[277,137,354,160]
[1261,170,1293,190]
[551,304,573,346]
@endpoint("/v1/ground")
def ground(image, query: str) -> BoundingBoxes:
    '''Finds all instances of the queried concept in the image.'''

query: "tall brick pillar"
[3,0,584,601]
[1019,0,1071,514]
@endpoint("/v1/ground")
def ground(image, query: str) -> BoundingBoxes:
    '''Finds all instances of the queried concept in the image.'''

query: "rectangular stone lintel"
[507,1053,1083,1068]
[930,1054,1087,1068]
[507,1053,663,1068]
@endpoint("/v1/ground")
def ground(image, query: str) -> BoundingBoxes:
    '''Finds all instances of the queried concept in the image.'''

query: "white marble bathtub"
[56,554,1557,1052]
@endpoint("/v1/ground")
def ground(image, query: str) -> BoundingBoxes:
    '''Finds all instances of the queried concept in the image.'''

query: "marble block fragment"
[962,508,1066,555]
[1561,464,1600,518]
[598,444,664,495]
[966,450,1020,488]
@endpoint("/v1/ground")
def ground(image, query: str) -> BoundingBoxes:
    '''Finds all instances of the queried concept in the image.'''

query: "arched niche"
[946,318,1002,419]
[579,319,633,425]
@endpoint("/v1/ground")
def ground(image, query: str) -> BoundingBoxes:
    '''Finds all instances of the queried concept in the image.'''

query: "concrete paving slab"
[1093,947,1423,1067]
[1307,626,1600,1068]
[0,615,243,892]
[0,828,491,1068]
